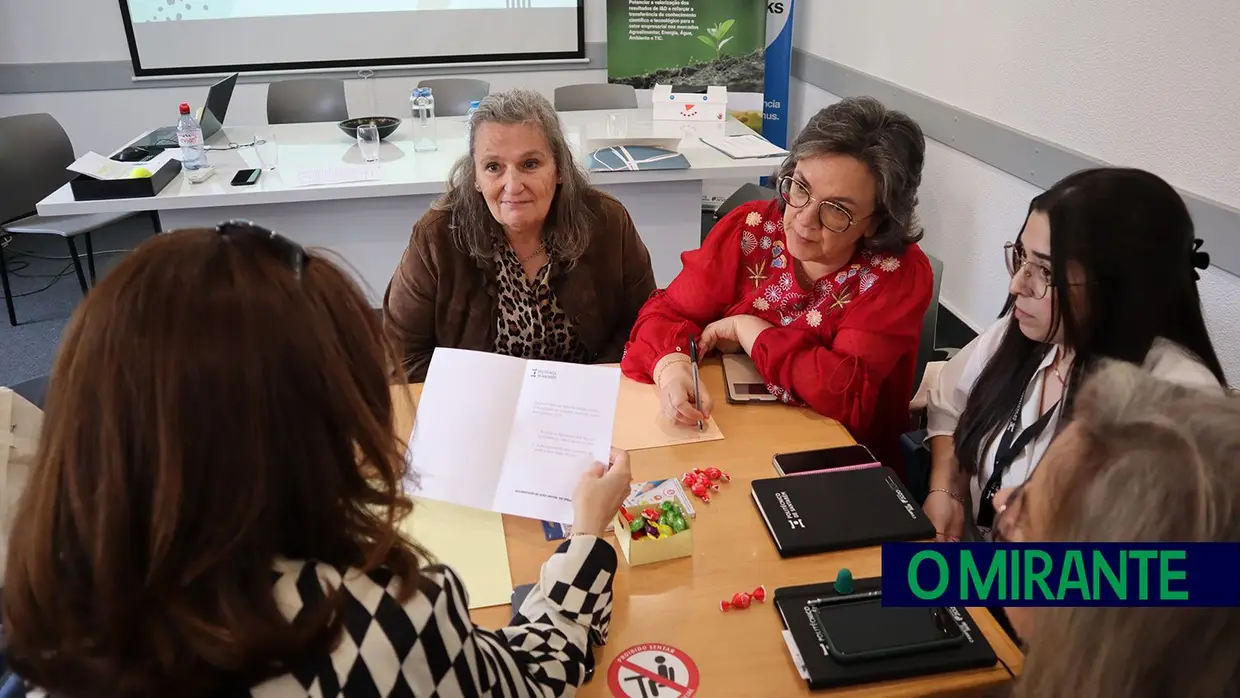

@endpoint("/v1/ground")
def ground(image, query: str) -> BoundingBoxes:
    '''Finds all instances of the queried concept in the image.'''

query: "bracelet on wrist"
[928,488,966,505]
[652,354,690,386]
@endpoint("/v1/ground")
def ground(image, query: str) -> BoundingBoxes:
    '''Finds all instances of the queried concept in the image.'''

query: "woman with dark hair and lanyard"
[923,167,1225,543]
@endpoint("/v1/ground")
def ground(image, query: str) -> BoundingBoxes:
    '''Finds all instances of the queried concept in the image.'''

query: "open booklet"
[406,349,621,524]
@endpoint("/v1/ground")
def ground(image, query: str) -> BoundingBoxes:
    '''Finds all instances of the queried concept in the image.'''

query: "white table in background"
[37,110,785,303]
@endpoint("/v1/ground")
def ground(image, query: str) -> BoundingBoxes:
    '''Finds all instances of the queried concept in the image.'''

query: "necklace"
[1052,351,1073,384]
[515,243,545,264]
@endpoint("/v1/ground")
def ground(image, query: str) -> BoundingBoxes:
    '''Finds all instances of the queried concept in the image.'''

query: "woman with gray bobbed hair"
[384,88,656,381]
[622,96,932,472]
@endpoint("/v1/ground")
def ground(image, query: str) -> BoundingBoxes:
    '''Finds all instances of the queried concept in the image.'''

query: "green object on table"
[669,516,687,533]
[629,517,646,534]
[834,568,854,595]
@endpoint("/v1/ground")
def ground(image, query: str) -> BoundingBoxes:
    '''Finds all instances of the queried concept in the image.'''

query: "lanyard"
[975,388,1062,528]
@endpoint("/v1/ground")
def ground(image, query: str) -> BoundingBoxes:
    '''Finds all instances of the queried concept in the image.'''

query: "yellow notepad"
[399,498,513,610]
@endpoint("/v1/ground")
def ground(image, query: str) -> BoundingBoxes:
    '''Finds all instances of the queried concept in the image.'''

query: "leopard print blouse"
[492,246,592,363]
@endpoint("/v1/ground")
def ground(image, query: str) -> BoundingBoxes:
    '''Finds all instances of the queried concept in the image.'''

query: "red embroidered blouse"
[621,198,932,473]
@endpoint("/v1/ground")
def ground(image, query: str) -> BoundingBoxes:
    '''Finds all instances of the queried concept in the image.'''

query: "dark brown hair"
[3,230,425,697]
[1015,361,1240,698]
[774,95,926,256]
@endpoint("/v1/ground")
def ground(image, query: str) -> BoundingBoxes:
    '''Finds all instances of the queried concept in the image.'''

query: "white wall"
[790,0,1240,382]
[0,0,609,156]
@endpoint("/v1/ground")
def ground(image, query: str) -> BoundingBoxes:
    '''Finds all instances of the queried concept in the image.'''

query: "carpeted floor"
[0,215,158,387]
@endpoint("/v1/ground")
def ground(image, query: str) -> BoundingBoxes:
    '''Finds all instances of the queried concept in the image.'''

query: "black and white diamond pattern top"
[239,534,617,698]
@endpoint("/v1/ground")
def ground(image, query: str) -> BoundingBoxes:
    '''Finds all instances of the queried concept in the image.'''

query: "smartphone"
[772,445,879,476]
[813,598,965,663]
[721,354,777,404]
[230,168,261,186]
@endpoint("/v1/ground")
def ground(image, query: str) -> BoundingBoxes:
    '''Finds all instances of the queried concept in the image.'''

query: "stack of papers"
[701,133,789,159]
[293,164,381,187]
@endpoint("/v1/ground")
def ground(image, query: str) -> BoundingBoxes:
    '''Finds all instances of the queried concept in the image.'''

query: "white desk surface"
[38,110,786,217]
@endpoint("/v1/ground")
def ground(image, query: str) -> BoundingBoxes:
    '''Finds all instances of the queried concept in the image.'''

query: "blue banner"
[762,0,794,147]
[881,542,1240,607]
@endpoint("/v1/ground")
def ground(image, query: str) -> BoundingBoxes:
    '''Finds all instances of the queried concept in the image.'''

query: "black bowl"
[337,116,402,141]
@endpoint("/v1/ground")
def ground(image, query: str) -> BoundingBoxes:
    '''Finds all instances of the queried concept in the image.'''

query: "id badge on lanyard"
[975,396,1061,528]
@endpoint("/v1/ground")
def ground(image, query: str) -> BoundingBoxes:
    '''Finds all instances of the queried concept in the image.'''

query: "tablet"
[722,354,777,403]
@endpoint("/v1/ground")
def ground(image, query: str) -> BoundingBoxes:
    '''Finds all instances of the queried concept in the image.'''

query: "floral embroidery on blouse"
[736,211,900,330]
[741,230,758,256]
[767,384,796,404]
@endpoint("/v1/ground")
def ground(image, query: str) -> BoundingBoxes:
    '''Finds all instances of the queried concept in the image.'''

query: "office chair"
[554,83,638,111]
[267,78,349,124]
[418,78,490,117]
[0,113,140,326]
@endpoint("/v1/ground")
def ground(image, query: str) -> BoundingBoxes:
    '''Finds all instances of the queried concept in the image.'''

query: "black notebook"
[774,577,999,690]
[751,466,935,557]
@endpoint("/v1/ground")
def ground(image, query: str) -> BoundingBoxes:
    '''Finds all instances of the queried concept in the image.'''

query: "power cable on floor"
[3,263,74,299]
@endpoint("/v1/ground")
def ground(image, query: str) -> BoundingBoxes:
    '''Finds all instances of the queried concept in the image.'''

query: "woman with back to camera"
[621,96,933,472]
[384,88,657,382]
[2,223,631,698]
[924,167,1225,542]
[989,361,1240,696]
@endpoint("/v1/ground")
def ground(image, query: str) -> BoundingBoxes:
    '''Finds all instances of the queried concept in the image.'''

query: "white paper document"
[700,133,789,159]
[67,151,175,180]
[406,349,622,524]
[292,164,380,187]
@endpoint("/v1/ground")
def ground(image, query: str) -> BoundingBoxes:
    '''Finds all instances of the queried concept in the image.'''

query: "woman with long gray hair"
[384,88,657,382]
[622,96,932,473]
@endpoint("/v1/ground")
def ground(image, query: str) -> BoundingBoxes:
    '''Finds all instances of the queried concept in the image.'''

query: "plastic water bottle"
[410,88,438,153]
[464,100,482,143]
[176,102,209,171]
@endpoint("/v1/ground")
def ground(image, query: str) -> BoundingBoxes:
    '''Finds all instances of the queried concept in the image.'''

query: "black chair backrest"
[0,113,75,226]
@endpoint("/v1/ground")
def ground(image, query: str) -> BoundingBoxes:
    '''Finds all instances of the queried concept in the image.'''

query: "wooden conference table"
[36,110,785,303]
[394,364,1023,697]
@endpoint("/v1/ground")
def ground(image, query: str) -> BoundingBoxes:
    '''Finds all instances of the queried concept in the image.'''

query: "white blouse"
[926,316,1223,520]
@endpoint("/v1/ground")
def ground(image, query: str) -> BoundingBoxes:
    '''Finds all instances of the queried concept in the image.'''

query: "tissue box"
[69,157,182,201]
[614,504,694,566]
[652,84,728,122]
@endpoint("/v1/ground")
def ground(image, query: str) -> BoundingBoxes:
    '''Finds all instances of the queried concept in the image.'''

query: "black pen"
[689,337,703,432]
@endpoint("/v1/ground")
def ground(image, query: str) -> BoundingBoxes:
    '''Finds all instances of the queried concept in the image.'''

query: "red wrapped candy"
[720,586,767,612]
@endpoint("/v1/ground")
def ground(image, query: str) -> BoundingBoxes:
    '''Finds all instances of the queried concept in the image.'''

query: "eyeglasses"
[778,176,874,233]
[215,220,307,281]
[990,483,1026,543]
[1004,241,1054,300]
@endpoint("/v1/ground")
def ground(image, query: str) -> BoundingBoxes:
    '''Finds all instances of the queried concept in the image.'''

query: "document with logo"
[407,348,621,524]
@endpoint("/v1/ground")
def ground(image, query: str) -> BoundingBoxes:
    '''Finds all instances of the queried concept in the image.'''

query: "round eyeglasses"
[1004,241,1054,300]
[777,176,873,233]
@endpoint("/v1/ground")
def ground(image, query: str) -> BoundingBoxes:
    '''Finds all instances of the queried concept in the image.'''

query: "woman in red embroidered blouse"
[622,97,933,472]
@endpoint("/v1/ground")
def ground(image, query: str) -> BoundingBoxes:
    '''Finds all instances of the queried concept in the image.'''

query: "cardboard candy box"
[614,502,694,566]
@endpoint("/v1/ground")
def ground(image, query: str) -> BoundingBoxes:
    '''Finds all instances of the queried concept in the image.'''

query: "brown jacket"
[383,190,658,382]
